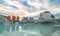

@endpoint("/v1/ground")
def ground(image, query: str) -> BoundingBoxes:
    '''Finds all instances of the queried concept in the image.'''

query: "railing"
[0,15,14,25]
[0,15,14,32]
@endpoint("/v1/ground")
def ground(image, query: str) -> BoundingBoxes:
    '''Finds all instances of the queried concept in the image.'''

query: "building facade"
[4,16,20,22]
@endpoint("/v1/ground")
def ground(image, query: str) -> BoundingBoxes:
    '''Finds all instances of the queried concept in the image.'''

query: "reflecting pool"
[0,23,60,36]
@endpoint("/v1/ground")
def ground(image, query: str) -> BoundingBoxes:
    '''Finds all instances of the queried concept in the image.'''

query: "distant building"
[4,16,11,21]
[22,17,34,21]
[39,11,55,19]
[22,17,28,21]
[15,16,19,22]
[29,17,33,20]
[12,16,15,22]
[4,16,20,22]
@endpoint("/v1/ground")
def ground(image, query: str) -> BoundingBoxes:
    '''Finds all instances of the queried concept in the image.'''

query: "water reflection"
[0,24,42,36]
[0,23,60,36]
[52,29,60,36]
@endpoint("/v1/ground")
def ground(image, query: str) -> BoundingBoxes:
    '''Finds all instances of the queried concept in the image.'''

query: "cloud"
[0,0,60,18]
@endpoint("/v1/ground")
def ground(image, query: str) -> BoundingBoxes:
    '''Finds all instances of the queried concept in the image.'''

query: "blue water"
[0,23,60,36]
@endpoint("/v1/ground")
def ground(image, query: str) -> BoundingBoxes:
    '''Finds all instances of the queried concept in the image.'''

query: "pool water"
[0,23,60,36]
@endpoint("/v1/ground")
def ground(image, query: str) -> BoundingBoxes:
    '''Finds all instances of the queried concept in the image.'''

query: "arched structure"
[39,11,55,19]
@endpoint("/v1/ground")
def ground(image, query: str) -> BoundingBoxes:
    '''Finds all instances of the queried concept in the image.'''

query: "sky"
[0,0,60,18]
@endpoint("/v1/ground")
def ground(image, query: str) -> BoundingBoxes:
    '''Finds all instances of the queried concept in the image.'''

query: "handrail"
[0,15,14,25]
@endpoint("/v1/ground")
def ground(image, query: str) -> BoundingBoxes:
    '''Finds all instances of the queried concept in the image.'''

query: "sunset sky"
[0,0,60,18]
